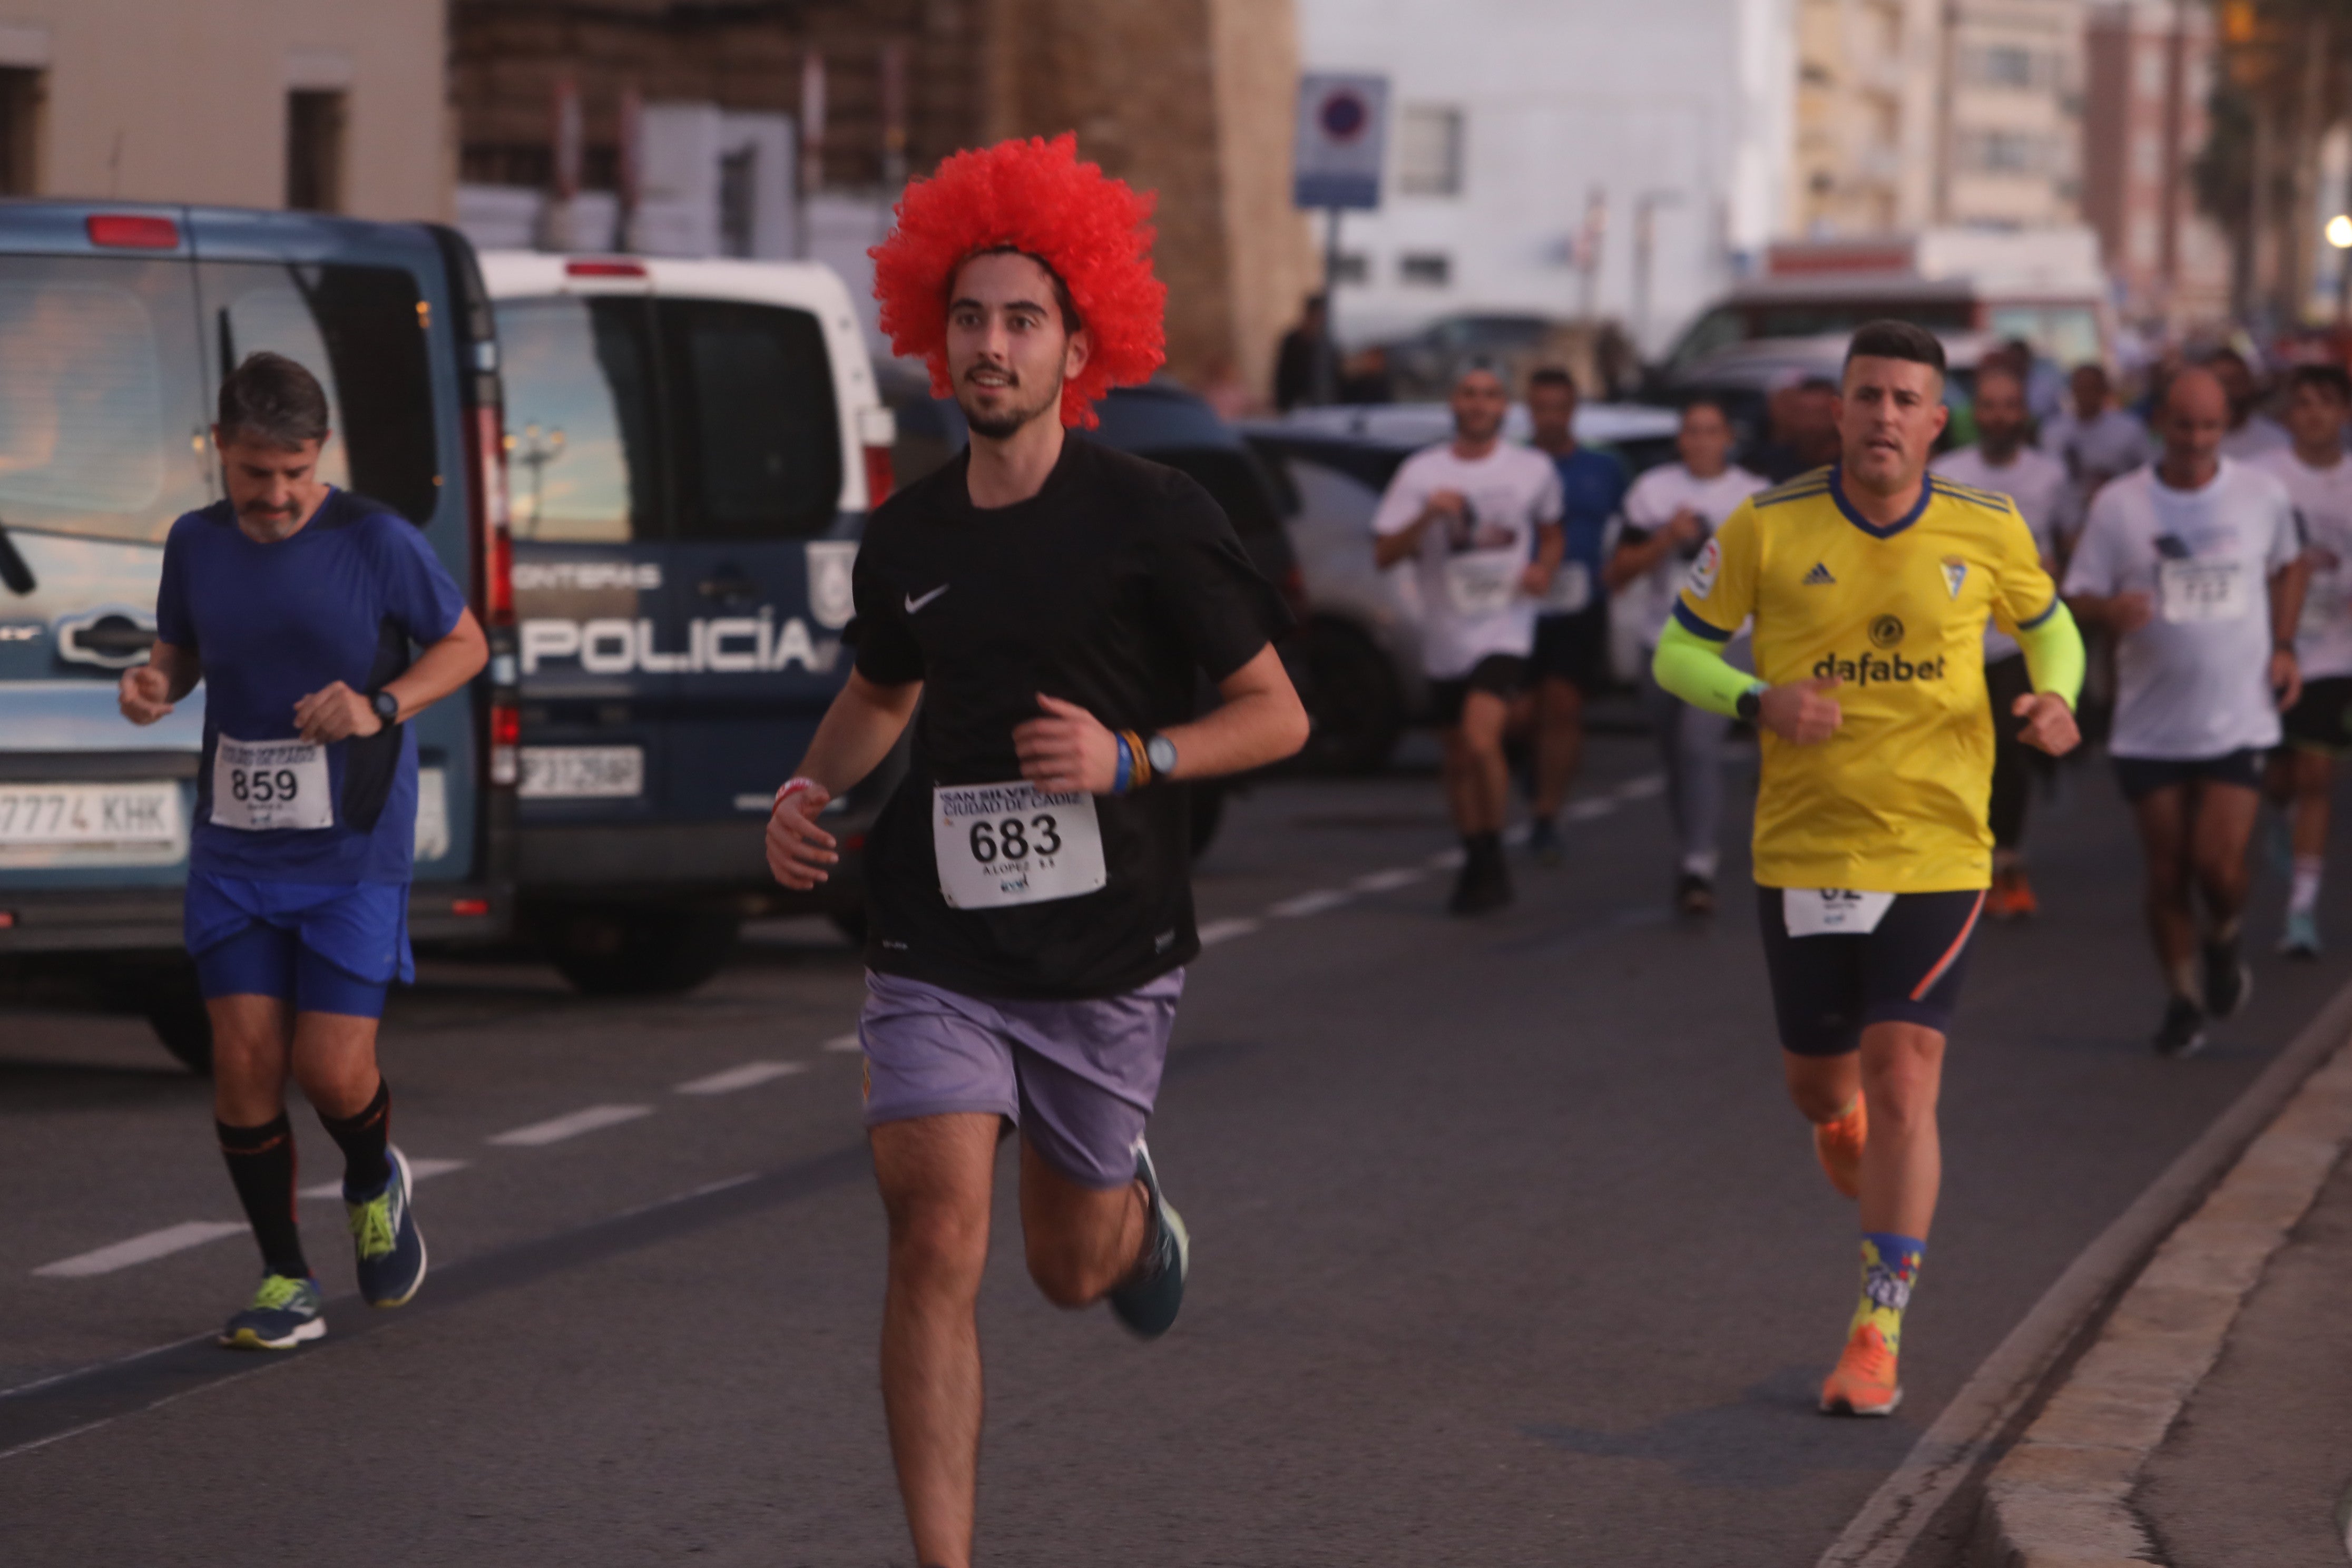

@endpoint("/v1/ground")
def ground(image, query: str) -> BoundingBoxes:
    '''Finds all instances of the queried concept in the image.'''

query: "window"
[1960,130,2044,174]
[286,91,346,213]
[200,262,443,524]
[1398,252,1453,287]
[660,299,841,541]
[496,298,661,543]
[1971,46,2036,89]
[2136,47,2166,100]
[1396,105,1464,197]
[1330,252,1370,285]
[0,67,38,195]
[2133,132,2163,182]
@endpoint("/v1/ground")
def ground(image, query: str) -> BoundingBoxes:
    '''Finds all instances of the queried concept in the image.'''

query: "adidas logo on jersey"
[1803,562,1837,585]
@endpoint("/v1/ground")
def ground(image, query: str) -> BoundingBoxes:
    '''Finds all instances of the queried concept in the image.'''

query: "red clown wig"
[870,134,1167,429]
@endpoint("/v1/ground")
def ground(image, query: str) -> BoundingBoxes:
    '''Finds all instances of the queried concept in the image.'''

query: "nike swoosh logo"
[904,584,949,614]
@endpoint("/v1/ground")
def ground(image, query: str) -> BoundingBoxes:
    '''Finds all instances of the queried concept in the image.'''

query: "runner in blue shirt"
[119,352,487,1349]
[1525,367,1630,863]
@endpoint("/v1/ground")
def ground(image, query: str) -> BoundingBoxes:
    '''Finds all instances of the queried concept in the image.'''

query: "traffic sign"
[1293,73,1388,211]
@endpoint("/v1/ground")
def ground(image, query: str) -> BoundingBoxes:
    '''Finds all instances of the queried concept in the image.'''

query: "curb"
[1971,999,2352,1567]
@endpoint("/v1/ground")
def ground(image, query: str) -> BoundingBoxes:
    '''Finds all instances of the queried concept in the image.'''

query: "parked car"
[0,201,516,1070]
[480,252,900,992]
[886,375,1307,849]
[1244,399,1683,771]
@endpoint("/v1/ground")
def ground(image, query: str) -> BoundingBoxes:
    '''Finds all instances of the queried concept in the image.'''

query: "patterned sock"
[1850,1232,1925,1355]
[2291,856,2324,917]
[218,1114,309,1279]
[319,1079,391,1196]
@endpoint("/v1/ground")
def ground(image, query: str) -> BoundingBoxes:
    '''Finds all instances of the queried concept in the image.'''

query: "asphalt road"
[6,733,2351,1566]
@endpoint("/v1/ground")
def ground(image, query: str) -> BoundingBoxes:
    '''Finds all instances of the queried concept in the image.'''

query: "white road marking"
[674,1061,810,1095]
[1268,889,1352,918]
[1197,917,1260,946]
[1565,798,1616,821]
[821,1032,862,1053]
[34,1222,247,1279]
[1353,867,1425,893]
[299,1157,469,1202]
[1427,848,1466,870]
[1614,772,1667,799]
[487,1104,653,1148]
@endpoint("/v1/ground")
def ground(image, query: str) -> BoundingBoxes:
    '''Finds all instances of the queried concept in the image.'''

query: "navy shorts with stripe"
[1756,886,1986,1056]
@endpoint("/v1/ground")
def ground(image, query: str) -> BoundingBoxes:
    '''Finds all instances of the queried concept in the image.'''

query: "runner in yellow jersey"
[1653,321,2087,1416]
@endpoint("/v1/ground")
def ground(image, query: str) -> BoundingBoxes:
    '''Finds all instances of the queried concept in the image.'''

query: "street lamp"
[2333,217,2352,327]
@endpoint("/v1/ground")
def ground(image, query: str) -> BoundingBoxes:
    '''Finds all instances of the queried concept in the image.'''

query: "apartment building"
[2081,0,2230,327]
[1938,0,2085,227]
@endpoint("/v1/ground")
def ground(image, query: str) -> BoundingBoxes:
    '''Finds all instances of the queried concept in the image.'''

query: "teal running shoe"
[1108,1141,1188,1339]
[220,1273,325,1350]
[2282,909,2322,961]
[347,1145,427,1308]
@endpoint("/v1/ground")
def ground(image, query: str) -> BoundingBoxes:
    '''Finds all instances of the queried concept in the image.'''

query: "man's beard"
[961,368,1064,441]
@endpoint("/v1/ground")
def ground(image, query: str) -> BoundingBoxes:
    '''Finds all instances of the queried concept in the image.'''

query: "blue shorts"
[858,968,1184,1190]
[185,872,412,1019]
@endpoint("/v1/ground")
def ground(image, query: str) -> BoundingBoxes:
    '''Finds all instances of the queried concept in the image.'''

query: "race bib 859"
[211,736,333,832]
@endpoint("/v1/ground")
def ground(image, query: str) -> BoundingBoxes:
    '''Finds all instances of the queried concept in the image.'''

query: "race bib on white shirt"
[1784,888,1895,937]
[1444,553,1522,617]
[211,736,334,832]
[1536,561,1592,615]
[2158,558,2251,624]
[933,781,1106,909]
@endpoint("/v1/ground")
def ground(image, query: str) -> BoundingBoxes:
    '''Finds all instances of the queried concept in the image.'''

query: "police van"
[0,202,518,1068]
[479,253,898,993]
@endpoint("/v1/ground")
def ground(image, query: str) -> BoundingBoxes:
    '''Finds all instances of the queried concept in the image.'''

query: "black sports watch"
[370,689,401,726]
[1735,688,1762,723]
[1144,733,1178,781]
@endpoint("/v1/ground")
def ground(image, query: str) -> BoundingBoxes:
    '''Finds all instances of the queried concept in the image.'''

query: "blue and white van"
[0,202,517,1067]
[479,253,898,993]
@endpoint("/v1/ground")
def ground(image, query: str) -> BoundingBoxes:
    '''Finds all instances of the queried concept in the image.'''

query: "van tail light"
[855,405,897,508]
[450,897,492,917]
[87,214,180,249]
[474,407,515,629]
[490,702,521,788]
[863,444,894,507]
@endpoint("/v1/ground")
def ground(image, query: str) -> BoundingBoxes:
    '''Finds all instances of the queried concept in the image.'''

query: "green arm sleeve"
[1652,618,1763,719]
[2014,600,2086,708]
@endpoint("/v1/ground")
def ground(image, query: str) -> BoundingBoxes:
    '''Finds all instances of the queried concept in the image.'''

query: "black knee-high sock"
[217,1115,308,1279]
[319,1080,391,1195]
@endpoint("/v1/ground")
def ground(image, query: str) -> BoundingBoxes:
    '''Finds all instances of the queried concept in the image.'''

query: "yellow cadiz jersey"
[1674,465,2060,892]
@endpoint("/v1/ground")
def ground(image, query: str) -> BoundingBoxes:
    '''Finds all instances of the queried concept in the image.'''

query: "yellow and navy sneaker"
[220,1273,325,1350]
[1109,1141,1188,1339]
[1820,1322,1901,1416]
[347,1145,427,1308]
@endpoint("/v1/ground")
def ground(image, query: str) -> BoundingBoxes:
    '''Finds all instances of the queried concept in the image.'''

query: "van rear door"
[651,294,850,826]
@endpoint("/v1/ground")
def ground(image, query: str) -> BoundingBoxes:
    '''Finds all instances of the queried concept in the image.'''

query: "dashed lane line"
[1197,917,1261,947]
[33,1223,248,1280]
[1352,867,1425,893]
[487,1104,654,1148]
[1268,889,1353,919]
[300,1157,469,1202]
[822,1032,861,1053]
[674,1061,810,1096]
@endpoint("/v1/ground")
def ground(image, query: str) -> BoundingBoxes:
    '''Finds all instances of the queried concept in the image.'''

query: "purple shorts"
[858,968,1185,1190]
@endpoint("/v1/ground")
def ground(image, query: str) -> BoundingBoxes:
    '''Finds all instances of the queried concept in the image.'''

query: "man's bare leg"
[1533,674,1585,822]
[873,1113,999,1568]
[2131,786,2197,998]
[1445,689,1511,835]
[1783,1023,1944,1239]
[1017,1138,1149,1308]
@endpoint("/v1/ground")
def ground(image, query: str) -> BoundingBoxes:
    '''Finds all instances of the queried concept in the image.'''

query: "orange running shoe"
[1987,867,2040,920]
[1812,1097,1866,1200]
[1820,1323,1902,1416]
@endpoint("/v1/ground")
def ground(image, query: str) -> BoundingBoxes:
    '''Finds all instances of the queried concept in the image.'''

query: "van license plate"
[519,746,645,799]
[0,782,185,866]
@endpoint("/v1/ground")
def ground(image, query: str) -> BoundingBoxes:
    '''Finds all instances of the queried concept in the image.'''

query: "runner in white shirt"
[2257,364,2352,957]
[2064,368,2308,1058]
[1374,364,1564,914]
[1602,397,1763,914]
[1933,366,2071,920]
[2039,363,2153,531]
[2212,348,2294,462]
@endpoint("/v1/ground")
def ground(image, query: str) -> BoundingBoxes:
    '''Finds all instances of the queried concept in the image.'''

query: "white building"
[1293,0,1796,354]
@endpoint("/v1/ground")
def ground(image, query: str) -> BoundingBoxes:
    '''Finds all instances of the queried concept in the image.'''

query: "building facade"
[1937,0,2085,228]
[448,0,1316,395]
[1292,0,1796,354]
[1790,0,1942,237]
[0,0,446,220]
[2080,0,2229,328]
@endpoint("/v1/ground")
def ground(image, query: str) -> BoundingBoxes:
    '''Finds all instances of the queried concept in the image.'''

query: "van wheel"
[141,962,214,1076]
[541,908,741,996]
[1291,617,1403,776]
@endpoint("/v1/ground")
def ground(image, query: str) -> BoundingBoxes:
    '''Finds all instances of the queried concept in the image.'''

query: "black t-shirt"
[849,436,1290,999]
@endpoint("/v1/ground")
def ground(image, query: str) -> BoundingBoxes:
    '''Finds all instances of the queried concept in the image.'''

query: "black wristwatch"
[1144,733,1178,780]
[370,689,401,726]
[1735,688,1762,723]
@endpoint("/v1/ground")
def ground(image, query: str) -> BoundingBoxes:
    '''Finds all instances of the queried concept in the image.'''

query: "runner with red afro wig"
[871,133,1166,429]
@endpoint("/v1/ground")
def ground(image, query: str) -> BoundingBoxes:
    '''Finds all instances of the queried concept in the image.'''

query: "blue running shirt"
[1550,445,1631,588]
[154,489,468,884]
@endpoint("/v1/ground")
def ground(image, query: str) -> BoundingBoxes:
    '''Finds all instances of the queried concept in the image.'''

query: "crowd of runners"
[104,129,2352,1565]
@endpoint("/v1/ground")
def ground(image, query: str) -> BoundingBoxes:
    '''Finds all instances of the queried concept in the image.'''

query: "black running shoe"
[1109,1142,1188,1339]
[2201,938,2252,1020]
[1527,818,1563,868]
[1675,872,1716,917]
[1447,841,1513,916]
[2154,996,2208,1060]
